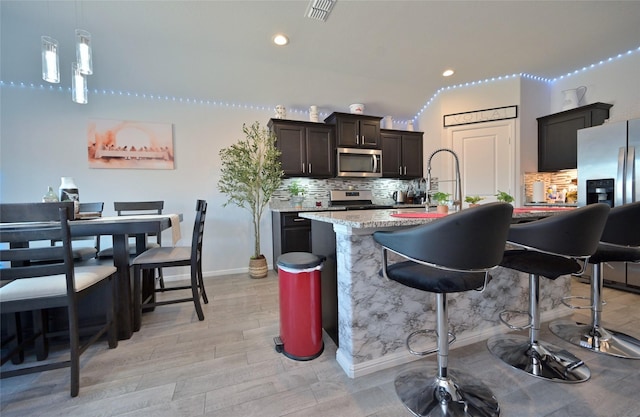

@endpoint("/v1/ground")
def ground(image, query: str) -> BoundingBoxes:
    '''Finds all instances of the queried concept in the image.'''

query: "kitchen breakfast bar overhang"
[300,208,574,378]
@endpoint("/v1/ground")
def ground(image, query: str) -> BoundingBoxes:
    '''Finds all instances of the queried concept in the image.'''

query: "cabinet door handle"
[356,135,360,145]
[399,166,402,175]
[302,163,305,173]
[308,163,312,174]
[404,166,407,175]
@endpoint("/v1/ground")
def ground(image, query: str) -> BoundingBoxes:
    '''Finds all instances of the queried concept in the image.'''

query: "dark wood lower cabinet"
[271,211,312,268]
[310,220,338,345]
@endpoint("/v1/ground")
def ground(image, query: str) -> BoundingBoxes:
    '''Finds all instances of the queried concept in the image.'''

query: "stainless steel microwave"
[336,147,382,178]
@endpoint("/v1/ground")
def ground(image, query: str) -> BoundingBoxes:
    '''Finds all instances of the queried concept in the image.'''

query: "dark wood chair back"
[191,199,208,268]
[114,201,164,244]
[0,202,75,223]
[1,208,74,299]
[114,201,164,216]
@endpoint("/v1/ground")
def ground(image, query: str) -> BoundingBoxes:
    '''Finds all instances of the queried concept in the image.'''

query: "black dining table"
[68,214,182,339]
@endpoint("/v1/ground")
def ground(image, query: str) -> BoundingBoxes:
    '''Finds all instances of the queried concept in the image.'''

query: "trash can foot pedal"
[274,336,284,353]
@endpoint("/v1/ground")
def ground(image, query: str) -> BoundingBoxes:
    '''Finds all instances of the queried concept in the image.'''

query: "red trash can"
[274,252,324,361]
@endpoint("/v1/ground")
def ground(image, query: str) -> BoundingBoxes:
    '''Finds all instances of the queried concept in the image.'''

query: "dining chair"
[50,202,104,262]
[1,202,76,364]
[97,200,165,287]
[132,199,208,332]
[0,206,118,397]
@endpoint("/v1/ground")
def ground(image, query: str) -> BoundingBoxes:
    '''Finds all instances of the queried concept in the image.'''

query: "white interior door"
[452,121,514,206]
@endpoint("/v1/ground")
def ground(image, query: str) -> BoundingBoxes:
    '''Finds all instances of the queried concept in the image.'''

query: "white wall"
[0,85,284,278]
[549,52,640,122]
[416,52,640,204]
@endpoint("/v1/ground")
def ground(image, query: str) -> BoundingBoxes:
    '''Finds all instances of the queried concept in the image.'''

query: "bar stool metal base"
[549,320,640,359]
[394,367,500,417]
[487,335,590,383]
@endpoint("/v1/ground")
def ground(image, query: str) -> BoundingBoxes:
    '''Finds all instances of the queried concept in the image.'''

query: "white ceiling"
[2,1,640,120]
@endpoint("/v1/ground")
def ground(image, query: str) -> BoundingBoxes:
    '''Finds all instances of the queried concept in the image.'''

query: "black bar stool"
[487,203,610,383]
[373,202,513,417]
[550,201,640,358]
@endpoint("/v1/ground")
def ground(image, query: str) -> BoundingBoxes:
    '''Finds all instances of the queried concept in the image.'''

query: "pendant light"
[75,29,92,75]
[41,36,60,83]
[72,62,88,104]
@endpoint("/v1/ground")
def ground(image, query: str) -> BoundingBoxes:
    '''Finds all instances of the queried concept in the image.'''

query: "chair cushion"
[500,250,581,280]
[0,265,116,302]
[132,246,190,265]
[589,242,640,264]
[72,246,98,260]
[384,261,489,293]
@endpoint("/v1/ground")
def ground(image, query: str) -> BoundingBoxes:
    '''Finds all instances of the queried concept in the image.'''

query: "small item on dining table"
[59,176,80,214]
[42,186,59,202]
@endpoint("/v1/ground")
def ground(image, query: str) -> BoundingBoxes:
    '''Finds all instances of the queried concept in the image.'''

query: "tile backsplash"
[272,177,428,207]
[524,169,578,203]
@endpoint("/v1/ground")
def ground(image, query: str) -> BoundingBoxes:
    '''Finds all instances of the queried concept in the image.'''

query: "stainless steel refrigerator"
[577,118,640,291]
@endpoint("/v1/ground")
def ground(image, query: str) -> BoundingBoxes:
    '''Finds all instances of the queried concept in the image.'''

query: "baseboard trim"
[336,306,572,379]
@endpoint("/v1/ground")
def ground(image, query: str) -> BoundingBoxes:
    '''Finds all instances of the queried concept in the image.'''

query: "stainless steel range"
[329,190,393,210]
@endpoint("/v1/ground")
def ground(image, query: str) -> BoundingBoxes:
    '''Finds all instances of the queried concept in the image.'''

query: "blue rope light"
[412,46,640,121]
[2,46,638,127]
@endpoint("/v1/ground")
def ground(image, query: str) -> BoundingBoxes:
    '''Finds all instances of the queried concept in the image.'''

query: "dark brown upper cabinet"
[268,119,334,178]
[324,112,382,149]
[537,102,612,172]
[380,130,424,178]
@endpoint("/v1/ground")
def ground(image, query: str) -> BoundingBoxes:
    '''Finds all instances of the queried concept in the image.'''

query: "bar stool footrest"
[498,310,532,331]
[560,295,605,310]
[406,329,456,357]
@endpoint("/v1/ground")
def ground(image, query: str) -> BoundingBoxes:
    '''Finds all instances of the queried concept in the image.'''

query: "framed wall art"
[87,119,175,169]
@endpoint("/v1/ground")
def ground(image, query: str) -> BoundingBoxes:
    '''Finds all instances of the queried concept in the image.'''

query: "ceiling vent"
[305,0,336,22]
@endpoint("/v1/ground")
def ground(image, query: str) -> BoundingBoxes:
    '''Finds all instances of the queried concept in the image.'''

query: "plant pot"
[436,205,449,214]
[290,195,304,209]
[249,255,268,278]
[469,203,480,208]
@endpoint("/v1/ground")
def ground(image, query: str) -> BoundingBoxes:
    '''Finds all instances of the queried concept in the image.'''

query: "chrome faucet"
[426,148,462,209]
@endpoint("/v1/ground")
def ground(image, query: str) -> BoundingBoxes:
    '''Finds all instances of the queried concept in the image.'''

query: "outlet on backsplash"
[524,170,578,204]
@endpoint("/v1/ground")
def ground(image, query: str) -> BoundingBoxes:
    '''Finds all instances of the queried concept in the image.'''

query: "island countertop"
[300,206,574,228]
[303,205,574,379]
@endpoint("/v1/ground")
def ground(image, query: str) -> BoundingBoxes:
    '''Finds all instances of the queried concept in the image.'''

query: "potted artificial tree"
[218,122,283,278]
[464,195,484,208]
[431,191,451,214]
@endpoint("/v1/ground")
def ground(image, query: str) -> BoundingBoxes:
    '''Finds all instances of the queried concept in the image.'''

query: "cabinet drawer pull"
[293,218,306,222]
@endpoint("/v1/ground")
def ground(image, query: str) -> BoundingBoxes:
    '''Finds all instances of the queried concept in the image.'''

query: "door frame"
[448,119,516,205]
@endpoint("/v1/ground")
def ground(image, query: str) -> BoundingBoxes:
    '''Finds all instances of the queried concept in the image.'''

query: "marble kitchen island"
[300,207,574,378]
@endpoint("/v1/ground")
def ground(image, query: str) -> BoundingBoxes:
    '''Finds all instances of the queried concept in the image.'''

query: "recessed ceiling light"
[442,69,455,77]
[273,34,289,46]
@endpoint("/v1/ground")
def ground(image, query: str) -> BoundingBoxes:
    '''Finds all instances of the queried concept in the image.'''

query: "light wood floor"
[1,271,640,417]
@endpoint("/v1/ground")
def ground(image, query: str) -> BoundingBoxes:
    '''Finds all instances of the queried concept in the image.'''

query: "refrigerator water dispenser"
[586,178,614,207]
